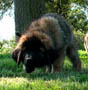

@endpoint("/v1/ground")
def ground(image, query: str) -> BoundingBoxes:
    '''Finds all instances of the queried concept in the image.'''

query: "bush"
[0,39,16,54]
[74,31,85,50]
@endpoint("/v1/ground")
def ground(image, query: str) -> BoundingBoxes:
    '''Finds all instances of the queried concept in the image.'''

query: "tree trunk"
[14,0,45,40]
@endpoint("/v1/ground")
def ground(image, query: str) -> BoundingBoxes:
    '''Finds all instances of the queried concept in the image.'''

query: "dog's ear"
[16,32,21,37]
[11,49,22,65]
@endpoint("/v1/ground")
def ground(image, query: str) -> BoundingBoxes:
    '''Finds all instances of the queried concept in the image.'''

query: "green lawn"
[0,50,88,90]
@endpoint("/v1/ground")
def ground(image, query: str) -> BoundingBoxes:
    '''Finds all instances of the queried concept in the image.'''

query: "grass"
[0,50,88,90]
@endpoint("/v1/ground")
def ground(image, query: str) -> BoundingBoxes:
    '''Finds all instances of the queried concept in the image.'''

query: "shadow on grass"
[0,64,88,83]
[0,53,88,83]
[26,68,88,82]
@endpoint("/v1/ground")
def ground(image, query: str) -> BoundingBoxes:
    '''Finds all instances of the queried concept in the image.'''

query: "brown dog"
[11,13,81,73]
[84,33,88,54]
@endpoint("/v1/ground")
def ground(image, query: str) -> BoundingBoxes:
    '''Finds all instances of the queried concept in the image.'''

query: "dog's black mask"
[11,36,59,73]
[22,49,48,73]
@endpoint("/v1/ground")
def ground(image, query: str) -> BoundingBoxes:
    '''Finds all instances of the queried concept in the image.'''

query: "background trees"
[0,0,13,19]
[0,0,88,33]
[45,0,88,32]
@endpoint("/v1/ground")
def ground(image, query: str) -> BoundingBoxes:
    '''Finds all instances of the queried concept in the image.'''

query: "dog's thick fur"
[84,33,88,54]
[11,13,81,73]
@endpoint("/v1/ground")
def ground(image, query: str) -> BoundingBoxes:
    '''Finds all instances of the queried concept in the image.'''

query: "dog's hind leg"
[66,44,81,72]
[52,46,66,72]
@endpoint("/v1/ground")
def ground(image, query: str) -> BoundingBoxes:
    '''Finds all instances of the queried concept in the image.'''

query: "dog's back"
[28,13,73,50]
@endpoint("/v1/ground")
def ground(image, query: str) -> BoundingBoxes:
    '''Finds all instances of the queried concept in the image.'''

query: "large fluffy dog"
[11,13,81,73]
[84,33,88,54]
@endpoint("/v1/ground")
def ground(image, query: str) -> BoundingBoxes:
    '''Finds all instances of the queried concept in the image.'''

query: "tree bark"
[14,0,45,40]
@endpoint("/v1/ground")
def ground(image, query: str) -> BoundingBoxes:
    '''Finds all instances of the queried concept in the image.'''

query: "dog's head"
[11,32,59,73]
[11,34,49,73]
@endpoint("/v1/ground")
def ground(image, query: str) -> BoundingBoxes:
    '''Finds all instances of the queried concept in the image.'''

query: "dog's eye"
[40,48,45,52]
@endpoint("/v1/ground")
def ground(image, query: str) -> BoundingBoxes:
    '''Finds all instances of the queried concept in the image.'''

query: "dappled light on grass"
[0,73,88,90]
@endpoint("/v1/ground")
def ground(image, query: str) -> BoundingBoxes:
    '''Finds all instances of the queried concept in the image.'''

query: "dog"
[11,13,81,73]
[84,33,88,54]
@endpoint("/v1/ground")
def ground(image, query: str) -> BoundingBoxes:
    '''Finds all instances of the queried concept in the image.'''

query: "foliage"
[0,0,13,19]
[45,0,88,17]
[1,0,88,18]
[72,0,88,8]
[0,39,16,54]
[45,0,71,17]
[68,4,88,32]
[73,31,85,50]
[45,0,88,33]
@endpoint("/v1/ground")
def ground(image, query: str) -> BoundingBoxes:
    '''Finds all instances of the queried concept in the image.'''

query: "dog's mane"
[16,16,63,50]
